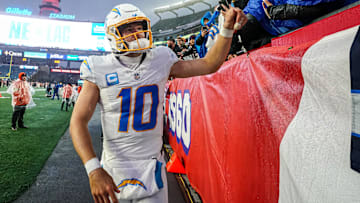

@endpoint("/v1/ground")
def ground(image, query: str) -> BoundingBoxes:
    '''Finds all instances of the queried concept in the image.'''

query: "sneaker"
[11,127,17,131]
[19,126,28,129]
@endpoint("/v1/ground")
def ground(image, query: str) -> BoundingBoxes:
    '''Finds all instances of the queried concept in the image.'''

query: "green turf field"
[0,88,73,203]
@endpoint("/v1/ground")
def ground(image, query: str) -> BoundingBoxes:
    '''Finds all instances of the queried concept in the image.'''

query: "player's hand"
[89,168,120,203]
[220,4,247,30]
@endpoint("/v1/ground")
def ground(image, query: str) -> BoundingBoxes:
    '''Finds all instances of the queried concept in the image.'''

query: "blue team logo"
[106,72,119,86]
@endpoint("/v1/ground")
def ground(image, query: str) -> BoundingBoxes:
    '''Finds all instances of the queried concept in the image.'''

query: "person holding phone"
[195,8,220,58]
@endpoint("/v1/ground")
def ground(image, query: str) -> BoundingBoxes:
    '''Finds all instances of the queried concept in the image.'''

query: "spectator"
[52,83,60,100]
[7,72,36,131]
[46,83,52,97]
[260,0,342,36]
[195,10,220,58]
[70,84,79,107]
[61,83,73,111]
[166,37,182,58]
[181,35,199,60]
[176,36,188,51]
[229,0,344,54]
[225,0,273,54]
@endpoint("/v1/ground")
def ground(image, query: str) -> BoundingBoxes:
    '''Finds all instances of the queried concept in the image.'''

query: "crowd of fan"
[164,0,357,61]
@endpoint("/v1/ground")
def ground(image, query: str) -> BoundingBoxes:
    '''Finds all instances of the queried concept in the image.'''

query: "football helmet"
[105,4,153,55]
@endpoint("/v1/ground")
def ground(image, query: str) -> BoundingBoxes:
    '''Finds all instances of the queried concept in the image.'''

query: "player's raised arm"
[170,5,247,78]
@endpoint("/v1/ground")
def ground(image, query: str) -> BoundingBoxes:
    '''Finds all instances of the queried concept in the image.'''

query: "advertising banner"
[165,26,360,203]
[0,14,110,51]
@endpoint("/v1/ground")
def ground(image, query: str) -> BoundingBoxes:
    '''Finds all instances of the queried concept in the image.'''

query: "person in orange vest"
[7,72,36,131]
[61,83,73,111]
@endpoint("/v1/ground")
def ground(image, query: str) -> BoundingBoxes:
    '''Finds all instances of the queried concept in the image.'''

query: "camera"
[202,26,208,31]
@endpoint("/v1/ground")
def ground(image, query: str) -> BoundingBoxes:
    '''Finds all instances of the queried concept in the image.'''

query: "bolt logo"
[105,72,119,86]
[168,90,191,155]
[117,178,147,190]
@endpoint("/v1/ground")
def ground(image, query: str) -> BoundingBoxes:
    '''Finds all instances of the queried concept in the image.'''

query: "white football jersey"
[80,46,178,161]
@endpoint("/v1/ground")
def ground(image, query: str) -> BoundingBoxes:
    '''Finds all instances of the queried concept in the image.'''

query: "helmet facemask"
[106,16,152,55]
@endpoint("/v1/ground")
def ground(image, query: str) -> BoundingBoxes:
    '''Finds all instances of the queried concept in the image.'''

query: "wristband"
[84,157,101,176]
[219,27,234,38]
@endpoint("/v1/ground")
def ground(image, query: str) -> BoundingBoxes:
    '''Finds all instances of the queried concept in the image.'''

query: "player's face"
[21,75,26,81]
[119,22,145,42]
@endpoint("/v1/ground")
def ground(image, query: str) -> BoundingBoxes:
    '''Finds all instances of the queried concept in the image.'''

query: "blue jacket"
[243,0,338,35]
[195,11,220,58]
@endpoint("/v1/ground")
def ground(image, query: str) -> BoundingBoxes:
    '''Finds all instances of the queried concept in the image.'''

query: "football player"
[70,3,247,203]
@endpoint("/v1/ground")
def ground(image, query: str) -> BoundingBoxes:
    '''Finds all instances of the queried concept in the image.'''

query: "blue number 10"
[118,85,159,132]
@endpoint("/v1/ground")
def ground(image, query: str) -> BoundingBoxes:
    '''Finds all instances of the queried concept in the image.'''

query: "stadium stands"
[152,9,210,33]
[152,9,215,42]
[151,0,219,43]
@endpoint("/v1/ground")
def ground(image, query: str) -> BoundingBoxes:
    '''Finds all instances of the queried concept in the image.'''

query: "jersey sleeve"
[163,46,179,71]
[80,57,96,84]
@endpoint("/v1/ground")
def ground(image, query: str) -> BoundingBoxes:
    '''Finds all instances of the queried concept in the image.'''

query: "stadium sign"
[49,13,75,20]
[24,51,47,59]
[66,55,79,61]
[0,14,110,51]
[78,56,88,61]
[168,90,191,155]
[20,65,38,70]
[4,50,22,57]
[51,69,80,74]
[91,23,105,36]
[49,53,65,59]
[6,7,32,16]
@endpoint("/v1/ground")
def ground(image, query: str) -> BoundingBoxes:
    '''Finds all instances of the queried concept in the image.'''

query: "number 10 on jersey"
[117,84,159,132]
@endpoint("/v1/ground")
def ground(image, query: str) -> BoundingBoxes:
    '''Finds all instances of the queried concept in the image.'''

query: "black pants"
[12,105,26,128]
[61,98,70,111]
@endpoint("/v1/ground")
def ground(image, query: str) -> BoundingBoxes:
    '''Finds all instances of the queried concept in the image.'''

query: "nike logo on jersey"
[117,178,147,190]
[105,72,119,86]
